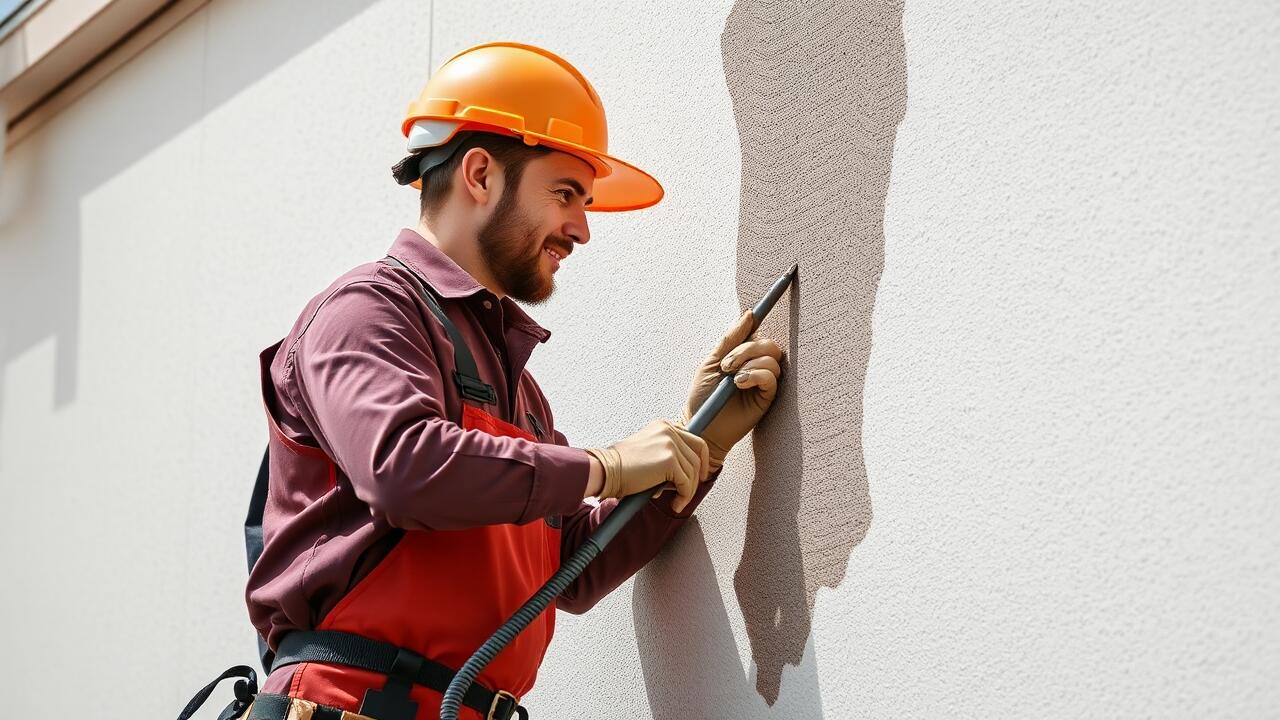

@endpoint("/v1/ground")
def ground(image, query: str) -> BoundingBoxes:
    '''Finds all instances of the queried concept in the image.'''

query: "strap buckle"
[454,370,498,404]
[487,689,521,720]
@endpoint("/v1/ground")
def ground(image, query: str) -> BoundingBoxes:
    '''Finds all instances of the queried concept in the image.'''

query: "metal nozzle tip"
[789,263,799,277]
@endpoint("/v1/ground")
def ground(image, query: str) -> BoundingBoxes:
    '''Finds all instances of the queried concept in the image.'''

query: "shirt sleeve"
[552,427,720,615]
[288,279,591,531]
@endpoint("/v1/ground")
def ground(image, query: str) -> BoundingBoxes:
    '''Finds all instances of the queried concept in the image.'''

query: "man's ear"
[459,147,500,206]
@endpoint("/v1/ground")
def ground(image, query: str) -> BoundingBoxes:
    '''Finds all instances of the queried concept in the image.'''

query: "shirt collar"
[388,228,552,343]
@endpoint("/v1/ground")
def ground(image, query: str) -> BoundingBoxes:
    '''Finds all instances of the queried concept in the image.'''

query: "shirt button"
[482,300,493,310]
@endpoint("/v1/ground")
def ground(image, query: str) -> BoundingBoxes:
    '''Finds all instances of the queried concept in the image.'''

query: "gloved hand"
[585,419,710,514]
[682,310,784,468]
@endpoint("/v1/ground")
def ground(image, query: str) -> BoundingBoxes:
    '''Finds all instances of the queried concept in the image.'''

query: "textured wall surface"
[716,0,906,703]
[2,1,1278,718]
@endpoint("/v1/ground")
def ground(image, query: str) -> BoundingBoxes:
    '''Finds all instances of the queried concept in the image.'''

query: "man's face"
[476,150,595,304]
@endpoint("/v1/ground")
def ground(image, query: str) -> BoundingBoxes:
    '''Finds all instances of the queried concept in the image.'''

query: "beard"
[475,184,561,304]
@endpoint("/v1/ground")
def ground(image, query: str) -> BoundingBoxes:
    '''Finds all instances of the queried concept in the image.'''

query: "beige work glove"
[681,310,784,469]
[585,419,711,514]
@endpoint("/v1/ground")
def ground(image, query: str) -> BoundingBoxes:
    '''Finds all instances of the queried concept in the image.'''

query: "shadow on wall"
[0,0,377,467]
[634,520,824,719]
[635,0,908,713]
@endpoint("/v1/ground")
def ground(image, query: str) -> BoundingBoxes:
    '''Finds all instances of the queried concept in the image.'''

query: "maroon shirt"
[247,228,717,663]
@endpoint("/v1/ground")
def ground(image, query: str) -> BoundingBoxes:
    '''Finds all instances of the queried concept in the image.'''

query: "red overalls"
[261,257,560,720]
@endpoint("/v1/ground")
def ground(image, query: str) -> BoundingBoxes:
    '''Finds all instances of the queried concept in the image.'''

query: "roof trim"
[2,0,207,149]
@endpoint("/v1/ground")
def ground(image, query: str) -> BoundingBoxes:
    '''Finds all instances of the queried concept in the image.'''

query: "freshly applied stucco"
[717,0,906,704]
[1,1,1277,718]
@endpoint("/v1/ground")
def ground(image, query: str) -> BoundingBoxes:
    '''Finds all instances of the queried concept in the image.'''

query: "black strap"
[176,665,257,720]
[274,630,527,720]
[381,255,498,405]
[245,446,268,574]
[245,445,274,673]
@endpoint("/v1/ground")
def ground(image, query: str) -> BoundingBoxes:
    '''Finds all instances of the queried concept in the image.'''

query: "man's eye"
[556,189,572,202]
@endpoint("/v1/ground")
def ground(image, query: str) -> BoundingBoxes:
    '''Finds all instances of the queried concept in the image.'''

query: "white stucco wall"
[1,1,1277,718]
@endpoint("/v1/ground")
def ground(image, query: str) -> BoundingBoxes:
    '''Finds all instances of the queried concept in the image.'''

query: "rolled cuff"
[522,443,593,522]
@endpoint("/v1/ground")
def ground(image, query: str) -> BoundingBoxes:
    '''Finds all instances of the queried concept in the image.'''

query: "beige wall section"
[1,1,1278,719]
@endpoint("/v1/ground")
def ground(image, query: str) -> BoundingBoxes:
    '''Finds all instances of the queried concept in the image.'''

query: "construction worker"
[219,43,784,720]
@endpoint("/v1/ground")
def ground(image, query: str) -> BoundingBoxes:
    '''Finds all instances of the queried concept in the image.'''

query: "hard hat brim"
[405,124,663,212]
[542,140,664,213]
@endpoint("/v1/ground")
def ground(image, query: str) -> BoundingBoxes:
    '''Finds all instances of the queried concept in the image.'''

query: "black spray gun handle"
[440,263,798,720]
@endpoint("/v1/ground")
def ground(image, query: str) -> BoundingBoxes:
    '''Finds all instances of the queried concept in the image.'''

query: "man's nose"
[563,208,590,245]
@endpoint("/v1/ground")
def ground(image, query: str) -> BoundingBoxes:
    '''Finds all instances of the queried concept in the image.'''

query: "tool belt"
[178,630,528,720]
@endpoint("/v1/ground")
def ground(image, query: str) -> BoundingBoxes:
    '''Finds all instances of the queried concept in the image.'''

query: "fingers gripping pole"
[440,264,798,720]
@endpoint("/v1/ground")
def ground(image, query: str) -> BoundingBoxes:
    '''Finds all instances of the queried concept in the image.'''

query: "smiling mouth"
[543,247,562,270]
[543,240,571,264]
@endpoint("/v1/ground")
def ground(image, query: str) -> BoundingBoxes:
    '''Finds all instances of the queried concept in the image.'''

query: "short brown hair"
[394,133,550,220]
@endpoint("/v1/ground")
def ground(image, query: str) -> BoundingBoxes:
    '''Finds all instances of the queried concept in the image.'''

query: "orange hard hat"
[399,42,663,212]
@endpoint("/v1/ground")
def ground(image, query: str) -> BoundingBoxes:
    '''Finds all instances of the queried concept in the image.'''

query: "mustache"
[543,236,574,258]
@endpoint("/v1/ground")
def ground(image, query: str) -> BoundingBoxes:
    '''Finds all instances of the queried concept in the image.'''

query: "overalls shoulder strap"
[380,254,498,406]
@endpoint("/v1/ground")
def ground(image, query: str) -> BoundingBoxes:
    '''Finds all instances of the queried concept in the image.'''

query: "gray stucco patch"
[721,0,908,704]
